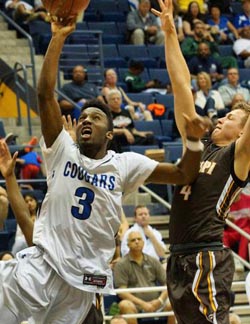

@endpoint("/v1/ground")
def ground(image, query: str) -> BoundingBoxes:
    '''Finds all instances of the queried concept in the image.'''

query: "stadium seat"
[100,12,126,22]
[118,44,148,59]
[0,231,10,252]
[102,44,119,57]
[126,93,154,106]
[118,45,157,68]
[148,69,170,86]
[230,2,244,15]
[218,45,234,57]
[92,0,118,13]
[4,219,17,233]
[104,58,128,68]
[88,22,119,34]
[147,45,165,60]
[155,93,174,110]
[163,142,183,202]
[118,68,151,83]
[134,120,172,147]
[75,22,88,30]
[238,68,250,82]
[160,120,174,142]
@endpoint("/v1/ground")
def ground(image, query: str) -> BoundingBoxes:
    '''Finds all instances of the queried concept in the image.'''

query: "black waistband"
[170,241,223,255]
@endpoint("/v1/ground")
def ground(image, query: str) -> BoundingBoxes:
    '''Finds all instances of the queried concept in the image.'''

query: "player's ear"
[106,131,113,141]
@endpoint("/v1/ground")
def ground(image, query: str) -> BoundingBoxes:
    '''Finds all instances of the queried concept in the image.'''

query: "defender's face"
[211,109,245,144]
[135,207,150,227]
[76,107,110,147]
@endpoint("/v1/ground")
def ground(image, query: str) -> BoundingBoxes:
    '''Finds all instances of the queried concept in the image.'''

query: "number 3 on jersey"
[180,185,192,201]
[71,187,95,220]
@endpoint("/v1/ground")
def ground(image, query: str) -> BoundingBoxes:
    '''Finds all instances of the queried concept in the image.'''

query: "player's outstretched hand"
[151,0,175,33]
[0,139,18,178]
[50,16,76,37]
[183,113,212,141]
[62,114,77,142]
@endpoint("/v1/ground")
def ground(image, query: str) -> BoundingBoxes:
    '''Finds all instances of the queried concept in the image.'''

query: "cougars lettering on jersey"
[33,129,158,294]
[63,161,115,190]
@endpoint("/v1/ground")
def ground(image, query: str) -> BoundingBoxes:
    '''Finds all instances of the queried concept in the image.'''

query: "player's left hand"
[183,113,212,141]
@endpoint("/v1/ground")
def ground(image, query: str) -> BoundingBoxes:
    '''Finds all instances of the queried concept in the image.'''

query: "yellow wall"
[0,82,38,118]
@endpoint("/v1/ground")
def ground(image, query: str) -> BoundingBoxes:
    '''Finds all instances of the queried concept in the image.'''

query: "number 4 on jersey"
[180,185,192,201]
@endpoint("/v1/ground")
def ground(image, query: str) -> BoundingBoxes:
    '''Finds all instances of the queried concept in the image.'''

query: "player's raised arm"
[234,102,250,181]
[37,18,76,148]
[0,140,34,246]
[152,0,197,143]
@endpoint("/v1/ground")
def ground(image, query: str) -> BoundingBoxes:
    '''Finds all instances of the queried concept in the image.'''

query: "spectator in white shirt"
[120,205,166,260]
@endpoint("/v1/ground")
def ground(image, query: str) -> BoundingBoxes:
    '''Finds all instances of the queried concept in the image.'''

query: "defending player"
[0,16,209,324]
[152,1,250,323]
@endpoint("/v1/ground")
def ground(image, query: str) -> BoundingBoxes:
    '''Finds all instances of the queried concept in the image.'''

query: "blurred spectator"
[177,0,206,14]
[5,0,47,24]
[107,90,155,153]
[110,315,128,324]
[101,69,153,121]
[120,205,166,260]
[233,0,250,33]
[113,231,175,324]
[207,4,239,44]
[12,192,38,254]
[181,21,238,68]
[229,313,242,324]
[207,1,232,14]
[231,93,247,107]
[58,65,102,120]
[218,68,250,108]
[182,1,209,37]
[188,42,224,87]
[233,26,250,68]
[173,0,185,42]
[192,87,218,124]
[124,60,163,93]
[223,185,250,262]
[126,0,164,45]
[0,251,14,261]
[181,21,218,60]
[16,151,42,180]
[0,186,8,231]
[195,71,227,117]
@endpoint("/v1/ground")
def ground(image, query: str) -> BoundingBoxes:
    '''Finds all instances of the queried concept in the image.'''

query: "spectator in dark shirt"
[58,65,102,120]
[124,60,162,93]
[126,0,164,45]
[107,89,155,152]
[181,21,238,68]
[188,41,224,87]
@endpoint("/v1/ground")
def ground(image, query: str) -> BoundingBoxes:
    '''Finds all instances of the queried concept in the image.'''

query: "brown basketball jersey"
[169,141,248,244]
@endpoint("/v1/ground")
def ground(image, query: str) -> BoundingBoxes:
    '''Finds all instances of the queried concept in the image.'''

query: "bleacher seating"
[118,44,158,68]
[163,142,183,202]
[118,68,151,83]
[149,69,170,86]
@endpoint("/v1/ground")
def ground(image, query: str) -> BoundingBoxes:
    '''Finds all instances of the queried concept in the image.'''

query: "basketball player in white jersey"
[0,17,210,324]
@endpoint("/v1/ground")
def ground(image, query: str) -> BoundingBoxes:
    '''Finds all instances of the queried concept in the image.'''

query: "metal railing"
[0,10,36,87]
[0,10,36,135]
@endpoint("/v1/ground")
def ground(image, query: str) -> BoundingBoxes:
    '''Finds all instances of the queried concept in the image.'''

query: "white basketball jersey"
[33,130,158,294]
